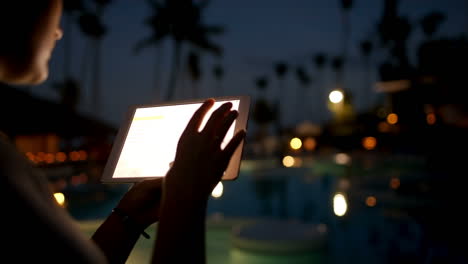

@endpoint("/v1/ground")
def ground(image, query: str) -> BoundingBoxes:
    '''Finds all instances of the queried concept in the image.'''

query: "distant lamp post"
[54,192,66,207]
[333,193,348,217]
[290,137,302,150]
[329,90,344,104]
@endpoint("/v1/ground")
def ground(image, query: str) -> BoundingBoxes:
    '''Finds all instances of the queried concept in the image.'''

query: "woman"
[0,1,245,263]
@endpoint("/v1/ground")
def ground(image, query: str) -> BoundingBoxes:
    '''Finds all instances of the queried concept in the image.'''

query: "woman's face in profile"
[28,0,64,84]
[0,0,63,85]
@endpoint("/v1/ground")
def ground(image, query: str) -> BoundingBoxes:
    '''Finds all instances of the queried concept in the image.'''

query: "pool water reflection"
[72,154,428,263]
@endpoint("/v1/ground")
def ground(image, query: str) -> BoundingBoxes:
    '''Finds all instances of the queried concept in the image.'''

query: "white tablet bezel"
[101,95,250,183]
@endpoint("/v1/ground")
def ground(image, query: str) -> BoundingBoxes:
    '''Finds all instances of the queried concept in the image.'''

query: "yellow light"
[329,90,344,104]
[303,137,317,151]
[333,193,348,217]
[390,177,400,190]
[386,113,398,124]
[427,113,436,125]
[290,137,302,150]
[211,181,224,198]
[362,136,377,150]
[54,192,66,207]
[282,156,295,167]
[366,196,377,207]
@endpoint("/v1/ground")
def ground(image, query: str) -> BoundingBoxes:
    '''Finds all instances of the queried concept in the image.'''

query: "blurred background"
[1,0,468,263]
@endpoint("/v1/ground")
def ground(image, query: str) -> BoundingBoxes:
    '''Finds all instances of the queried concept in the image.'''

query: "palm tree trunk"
[276,79,284,133]
[363,58,371,110]
[91,38,102,115]
[192,80,200,99]
[152,43,164,103]
[166,41,181,101]
[339,11,351,87]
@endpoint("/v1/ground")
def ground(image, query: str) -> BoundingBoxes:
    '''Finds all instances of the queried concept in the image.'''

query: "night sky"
[31,0,468,129]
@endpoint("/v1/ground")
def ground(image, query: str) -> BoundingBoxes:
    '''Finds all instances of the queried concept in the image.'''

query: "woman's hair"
[0,1,53,53]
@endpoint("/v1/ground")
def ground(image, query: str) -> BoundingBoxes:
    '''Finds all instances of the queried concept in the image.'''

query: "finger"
[221,129,246,161]
[184,99,215,133]
[213,110,238,147]
[201,102,233,136]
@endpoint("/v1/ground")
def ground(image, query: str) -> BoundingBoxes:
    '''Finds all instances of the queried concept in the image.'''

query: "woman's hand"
[151,99,246,263]
[93,178,163,263]
[165,98,246,200]
[115,178,163,228]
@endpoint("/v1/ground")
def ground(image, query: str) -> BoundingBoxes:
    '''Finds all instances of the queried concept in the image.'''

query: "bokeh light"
[362,136,377,150]
[329,90,344,104]
[333,193,348,217]
[334,153,351,165]
[366,196,377,207]
[282,156,295,167]
[54,192,66,207]
[386,113,398,124]
[56,152,67,162]
[290,137,302,150]
[303,137,317,151]
[211,182,224,198]
[390,177,400,190]
[426,113,436,125]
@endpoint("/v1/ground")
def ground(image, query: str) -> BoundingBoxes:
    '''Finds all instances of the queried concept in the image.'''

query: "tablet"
[101,96,250,183]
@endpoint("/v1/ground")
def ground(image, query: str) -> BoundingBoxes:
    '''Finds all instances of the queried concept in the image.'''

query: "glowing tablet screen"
[112,100,240,179]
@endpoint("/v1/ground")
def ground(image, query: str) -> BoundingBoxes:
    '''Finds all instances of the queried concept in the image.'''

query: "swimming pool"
[72,155,428,263]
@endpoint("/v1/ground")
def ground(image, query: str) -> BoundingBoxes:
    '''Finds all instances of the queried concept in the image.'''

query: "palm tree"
[331,55,344,86]
[53,0,84,111]
[212,64,224,96]
[313,53,327,71]
[313,53,327,123]
[420,11,445,40]
[273,61,288,132]
[360,40,373,110]
[339,0,353,70]
[186,50,201,98]
[77,0,111,116]
[295,66,311,122]
[377,0,412,71]
[62,0,84,79]
[135,0,224,101]
[252,76,276,156]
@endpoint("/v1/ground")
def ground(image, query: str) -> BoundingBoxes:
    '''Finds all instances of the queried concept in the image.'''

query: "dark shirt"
[0,137,106,263]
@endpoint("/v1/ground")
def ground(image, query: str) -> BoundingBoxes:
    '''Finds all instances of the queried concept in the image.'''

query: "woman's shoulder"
[0,136,107,263]
[0,134,44,186]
